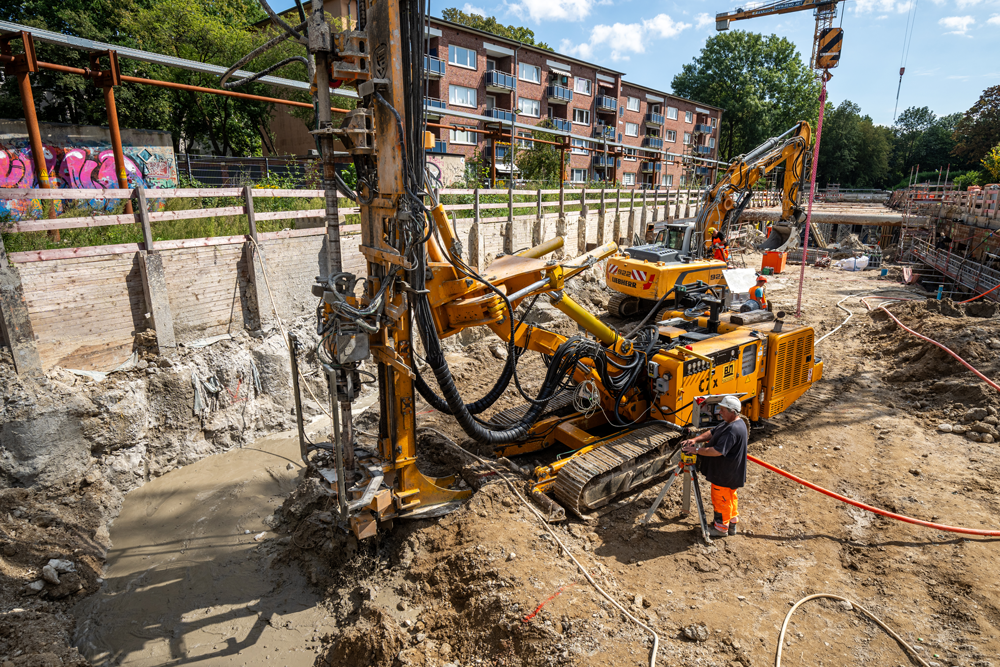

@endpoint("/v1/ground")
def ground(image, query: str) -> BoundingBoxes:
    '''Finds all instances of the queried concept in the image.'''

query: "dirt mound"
[863,298,1000,415]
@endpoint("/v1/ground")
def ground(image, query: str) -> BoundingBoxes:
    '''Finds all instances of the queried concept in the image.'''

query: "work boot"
[708,525,729,538]
[728,522,738,536]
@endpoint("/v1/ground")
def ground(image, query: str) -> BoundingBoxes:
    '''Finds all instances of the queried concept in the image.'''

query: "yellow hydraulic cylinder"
[549,291,618,346]
[430,203,458,260]
[517,236,564,259]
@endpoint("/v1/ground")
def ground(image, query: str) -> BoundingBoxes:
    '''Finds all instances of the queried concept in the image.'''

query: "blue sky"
[274,0,999,127]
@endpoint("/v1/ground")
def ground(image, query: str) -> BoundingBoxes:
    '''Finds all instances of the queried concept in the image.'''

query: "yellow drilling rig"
[240,0,824,539]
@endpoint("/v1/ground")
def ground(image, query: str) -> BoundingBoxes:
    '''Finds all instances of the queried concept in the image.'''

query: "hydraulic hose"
[960,282,1000,303]
[749,455,1000,537]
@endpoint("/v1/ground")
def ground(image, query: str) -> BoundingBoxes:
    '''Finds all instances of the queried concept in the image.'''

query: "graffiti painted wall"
[426,154,465,188]
[0,120,177,220]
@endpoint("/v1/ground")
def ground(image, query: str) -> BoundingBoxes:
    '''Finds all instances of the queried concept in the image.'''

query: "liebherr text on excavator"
[241,0,823,540]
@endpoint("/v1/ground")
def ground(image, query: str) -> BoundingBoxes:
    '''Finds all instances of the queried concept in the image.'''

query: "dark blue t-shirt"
[698,418,748,489]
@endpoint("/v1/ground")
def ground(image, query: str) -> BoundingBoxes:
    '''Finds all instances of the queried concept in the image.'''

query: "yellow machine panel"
[605,257,726,301]
[763,327,819,418]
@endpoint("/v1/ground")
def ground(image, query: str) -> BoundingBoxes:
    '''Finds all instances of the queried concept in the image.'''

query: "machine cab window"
[653,226,687,251]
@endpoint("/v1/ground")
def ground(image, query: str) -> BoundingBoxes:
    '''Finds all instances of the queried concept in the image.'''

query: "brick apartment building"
[423,17,723,189]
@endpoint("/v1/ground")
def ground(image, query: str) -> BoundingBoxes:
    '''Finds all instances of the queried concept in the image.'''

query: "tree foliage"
[671,31,818,163]
[816,101,891,188]
[515,120,565,184]
[982,145,1000,183]
[952,86,1000,169]
[440,8,552,50]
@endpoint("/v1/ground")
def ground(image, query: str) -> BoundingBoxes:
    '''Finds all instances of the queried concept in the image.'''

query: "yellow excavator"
[604,121,812,320]
[246,0,823,539]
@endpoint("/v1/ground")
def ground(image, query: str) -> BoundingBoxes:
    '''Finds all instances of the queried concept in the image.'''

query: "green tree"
[816,100,891,188]
[953,86,1000,168]
[0,0,172,132]
[982,145,1000,182]
[440,8,553,50]
[515,120,566,183]
[671,31,819,163]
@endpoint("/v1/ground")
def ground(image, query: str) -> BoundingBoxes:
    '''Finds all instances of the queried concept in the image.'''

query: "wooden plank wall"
[17,253,145,370]
[160,244,251,342]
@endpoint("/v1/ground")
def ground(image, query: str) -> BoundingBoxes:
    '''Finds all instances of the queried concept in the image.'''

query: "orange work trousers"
[711,484,739,530]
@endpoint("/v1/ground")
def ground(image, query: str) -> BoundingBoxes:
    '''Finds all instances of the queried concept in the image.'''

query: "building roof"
[427,17,625,76]
[620,79,724,113]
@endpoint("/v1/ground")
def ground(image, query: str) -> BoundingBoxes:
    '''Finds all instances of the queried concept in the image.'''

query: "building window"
[666,130,677,142]
[683,132,691,145]
[623,147,637,161]
[519,62,541,83]
[625,122,639,137]
[646,128,660,138]
[449,85,477,108]
[680,174,687,186]
[448,45,476,70]
[685,111,693,123]
[709,137,716,149]
[711,117,717,128]
[572,108,590,125]
[574,78,592,95]
[449,125,476,145]
[665,153,674,163]
[665,174,673,186]
[571,138,588,155]
[626,96,640,112]
[623,172,635,186]
[517,131,533,148]
[571,168,587,183]
[518,97,540,117]
[667,106,678,120]
[650,104,661,114]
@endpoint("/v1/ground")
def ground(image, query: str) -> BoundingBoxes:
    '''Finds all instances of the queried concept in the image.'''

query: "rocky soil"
[3,254,1000,667]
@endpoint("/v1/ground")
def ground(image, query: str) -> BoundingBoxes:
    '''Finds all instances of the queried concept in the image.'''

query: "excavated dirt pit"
[2,254,1000,667]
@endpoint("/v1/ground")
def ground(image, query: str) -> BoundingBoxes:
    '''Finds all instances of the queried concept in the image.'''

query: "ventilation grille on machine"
[775,330,814,394]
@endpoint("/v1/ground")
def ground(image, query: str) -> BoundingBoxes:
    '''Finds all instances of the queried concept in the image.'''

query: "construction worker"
[710,229,730,263]
[750,275,768,310]
[679,395,748,537]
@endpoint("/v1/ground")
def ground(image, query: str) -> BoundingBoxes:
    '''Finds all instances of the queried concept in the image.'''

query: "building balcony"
[592,153,614,168]
[424,55,445,78]
[545,85,573,105]
[695,146,712,155]
[593,124,615,140]
[427,140,447,154]
[485,144,511,160]
[547,117,571,133]
[596,95,618,113]
[424,97,447,118]
[695,166,710,176]
[642,136,664,150]
[695,123,713,134]
[640,161,657,173]
[484,107,514,123]
[645,112,664,127]
[485,69,515,92]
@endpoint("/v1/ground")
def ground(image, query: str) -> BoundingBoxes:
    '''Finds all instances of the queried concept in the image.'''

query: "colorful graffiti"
[0,139,177,221]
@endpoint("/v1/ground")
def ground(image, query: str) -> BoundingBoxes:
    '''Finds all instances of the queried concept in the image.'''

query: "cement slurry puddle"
[73,397,376,666]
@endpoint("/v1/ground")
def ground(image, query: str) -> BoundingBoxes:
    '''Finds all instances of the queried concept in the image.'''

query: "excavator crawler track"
[606,293,642,318]
[553,424,682,517]
[490,391,575,426]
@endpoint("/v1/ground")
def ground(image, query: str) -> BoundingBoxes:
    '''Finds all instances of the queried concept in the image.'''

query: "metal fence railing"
[176,154,322,188]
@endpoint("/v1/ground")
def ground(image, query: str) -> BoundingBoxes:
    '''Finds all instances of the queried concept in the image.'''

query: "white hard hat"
[719,395,742,413]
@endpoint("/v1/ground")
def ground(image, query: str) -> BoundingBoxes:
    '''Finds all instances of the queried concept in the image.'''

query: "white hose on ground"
[420,427,662,667]
[814,289,921,345]
[776,594,932,667]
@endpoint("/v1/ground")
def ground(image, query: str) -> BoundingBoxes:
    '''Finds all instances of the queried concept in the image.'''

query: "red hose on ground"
[865,300,1000,393]
[748,455,1000,537]
[960,282,1000,304]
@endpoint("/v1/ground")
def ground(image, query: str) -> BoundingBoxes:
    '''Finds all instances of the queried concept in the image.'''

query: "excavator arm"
[693,120,812,254]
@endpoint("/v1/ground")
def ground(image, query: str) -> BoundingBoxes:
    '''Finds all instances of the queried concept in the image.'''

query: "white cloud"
[929,0,947,5]
[853,0,911,13]
[939,15,975,34]
[695,12,715,30]
[561,13,691,62]
[955,0,981,8]
[875,13,889,18]
[989,14,1000,24]
[462,2,486,15]
[506,0,594,22]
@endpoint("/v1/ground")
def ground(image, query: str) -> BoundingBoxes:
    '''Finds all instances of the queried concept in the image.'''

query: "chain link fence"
[175,154,323,188]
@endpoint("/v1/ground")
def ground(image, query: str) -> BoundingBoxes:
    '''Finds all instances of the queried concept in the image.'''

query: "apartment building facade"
[424,17,723,189]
